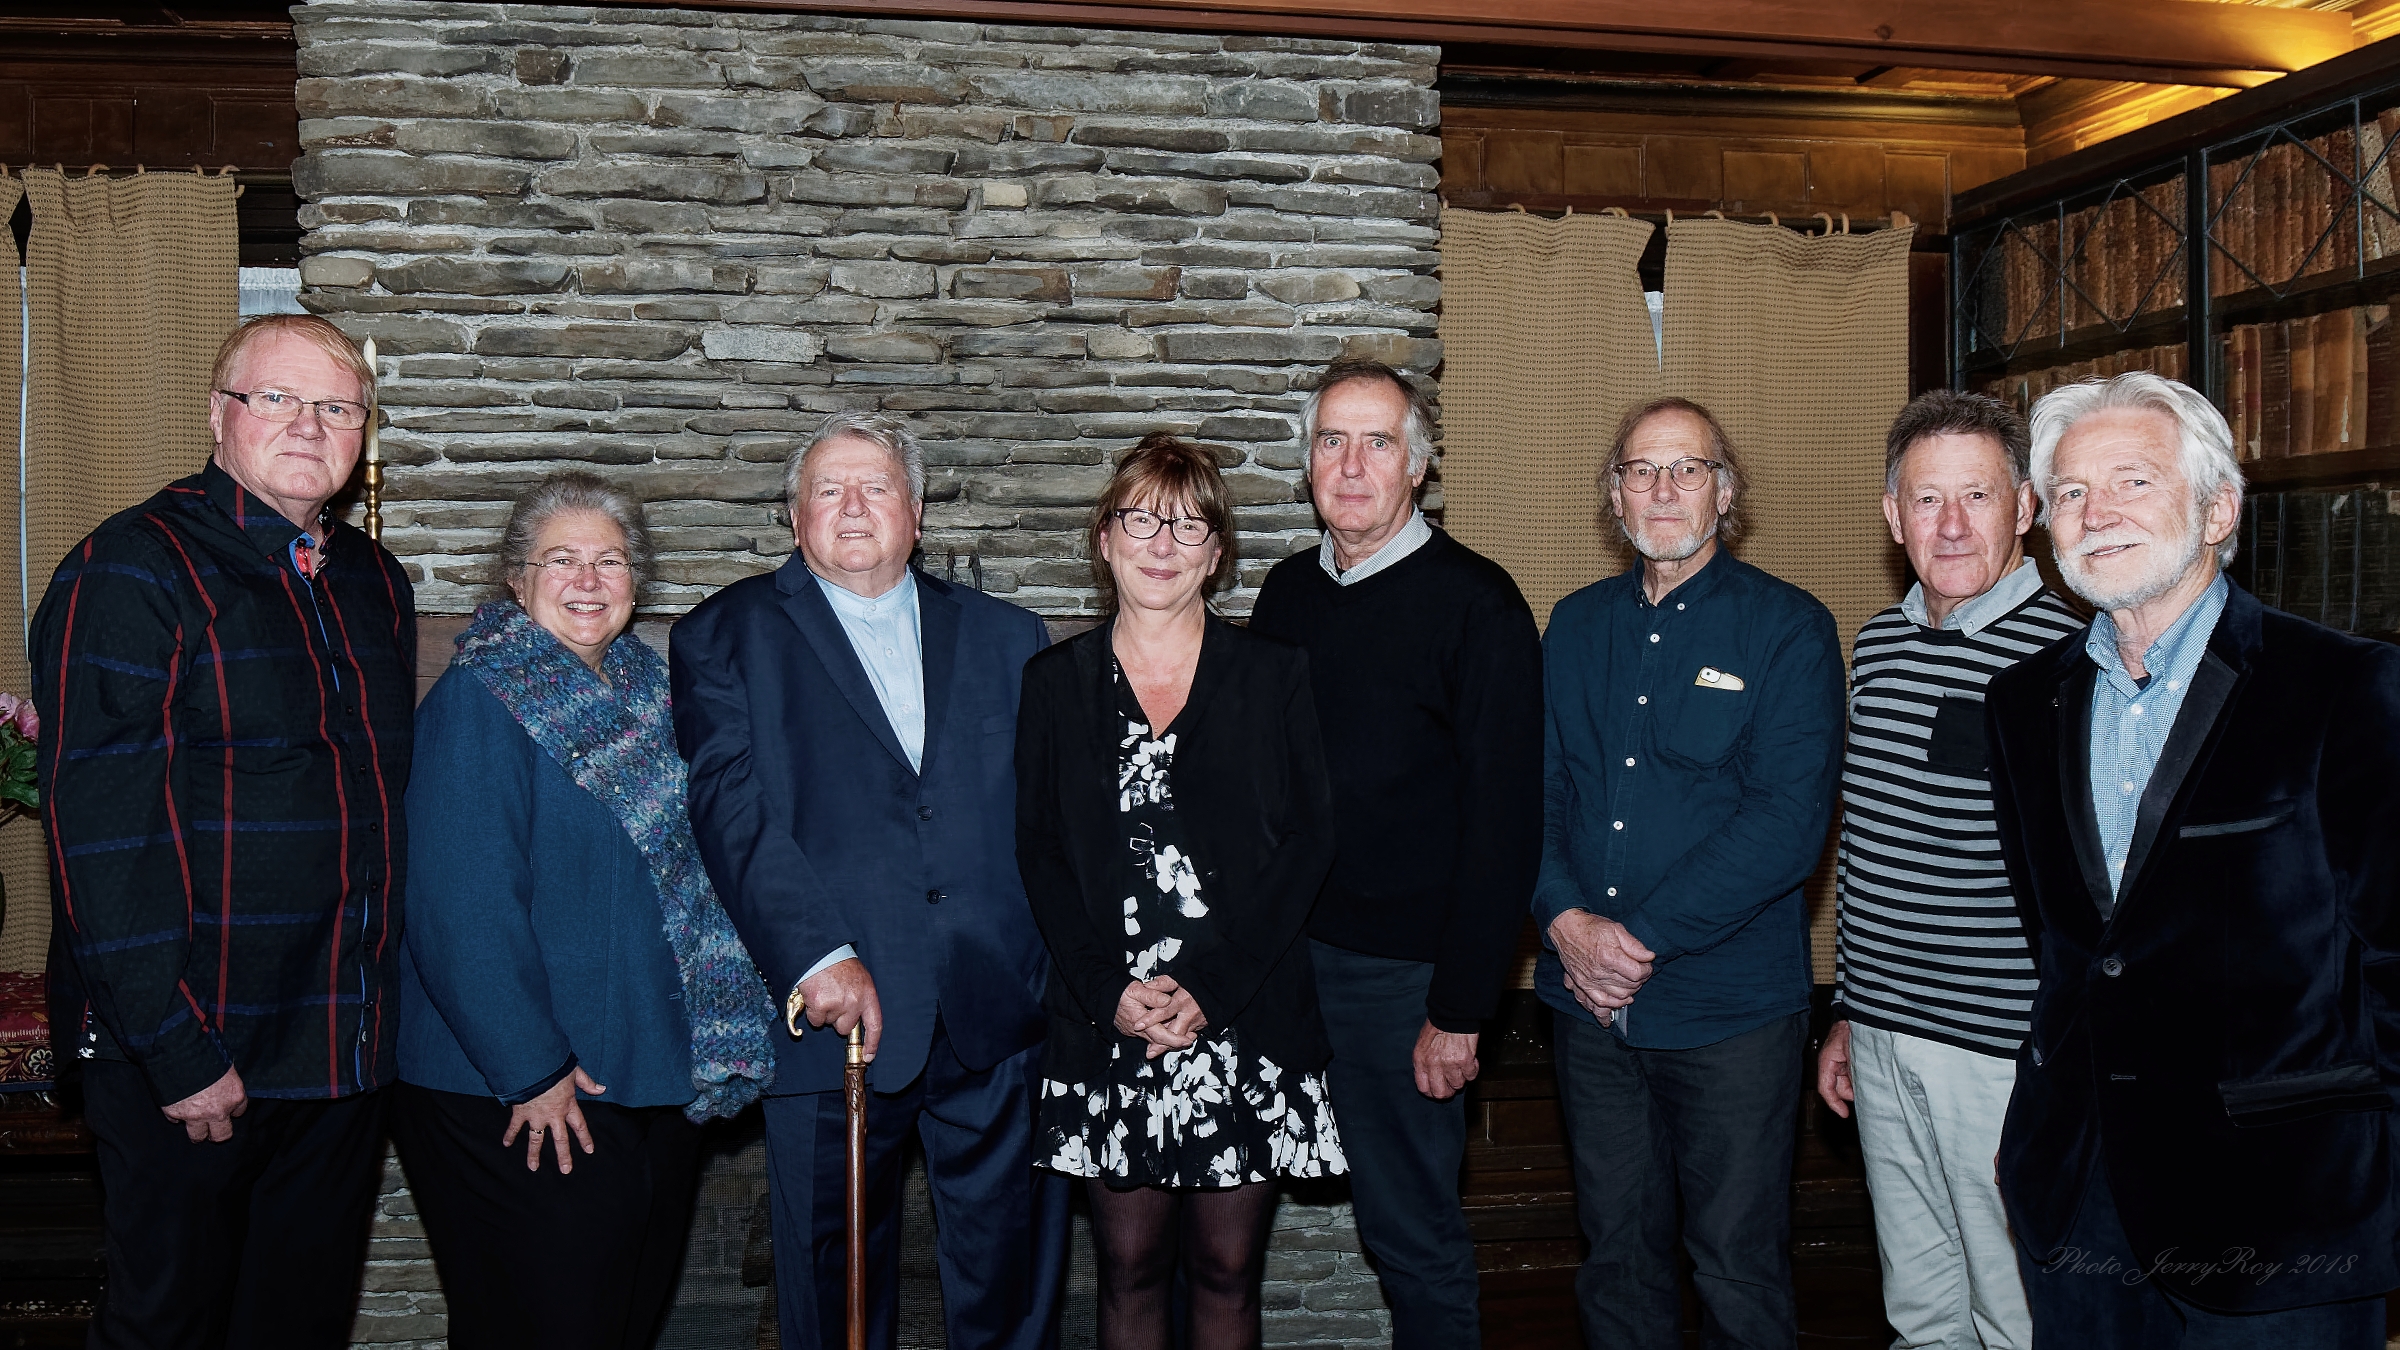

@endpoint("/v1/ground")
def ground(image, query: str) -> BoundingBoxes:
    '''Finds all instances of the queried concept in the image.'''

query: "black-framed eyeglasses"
[1111,508,1216,547]
[1612,457,1723,492]
[217,388,370,431]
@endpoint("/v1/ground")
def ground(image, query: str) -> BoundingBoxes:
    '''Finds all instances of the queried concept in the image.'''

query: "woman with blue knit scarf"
[391,470,773,1350]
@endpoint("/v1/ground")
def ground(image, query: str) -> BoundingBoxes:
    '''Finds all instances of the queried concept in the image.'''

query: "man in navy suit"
[672,411,1067,1350]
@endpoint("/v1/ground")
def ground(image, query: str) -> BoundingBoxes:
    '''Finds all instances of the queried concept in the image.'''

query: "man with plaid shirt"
[35,315,415,1349]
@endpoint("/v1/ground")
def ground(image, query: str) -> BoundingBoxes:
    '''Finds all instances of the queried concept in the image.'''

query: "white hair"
[1299,366,1438,477]
[786,410,927,507]
[2027,371,2244,567]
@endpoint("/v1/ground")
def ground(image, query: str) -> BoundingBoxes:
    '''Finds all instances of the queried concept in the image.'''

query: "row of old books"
[2236,486,2400,637]
[1977,343,2189,416]
[1985,182,2188,346]
[1977,104,2400,350]
[2208,111,2400,299]
[2222,305,2400,460]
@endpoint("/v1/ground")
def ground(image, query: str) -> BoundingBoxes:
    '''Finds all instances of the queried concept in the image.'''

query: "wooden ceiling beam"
[599,0,2353,88]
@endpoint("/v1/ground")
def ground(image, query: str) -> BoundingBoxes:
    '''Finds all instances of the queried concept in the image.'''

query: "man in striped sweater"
[1817,390,2082,1350]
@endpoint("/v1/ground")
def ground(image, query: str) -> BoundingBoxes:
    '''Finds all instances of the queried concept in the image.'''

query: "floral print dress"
[1037,661,1346,1189]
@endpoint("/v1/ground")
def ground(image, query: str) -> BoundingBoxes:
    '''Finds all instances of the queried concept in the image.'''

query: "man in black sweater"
[1249,360,1544,1347]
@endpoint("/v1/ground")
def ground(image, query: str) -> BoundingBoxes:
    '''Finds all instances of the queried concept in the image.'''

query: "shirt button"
[2167,680,2181,691]
[884,648,895,657]
[1612,820,1624,830]
[1649,634,1660,643]
[925,889,944,905]
[2101,957,2124,977]
[2121,782,2136,794]
[1625,757,1636,767]
[1606,887,1618,897]
[918,806,933,821]
[2128,706,2144,718]
[1637,696,1649,705]
[1676,603,1685,611]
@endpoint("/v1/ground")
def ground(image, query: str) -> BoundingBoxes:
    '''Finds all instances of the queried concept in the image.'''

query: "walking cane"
[845,1022,868,1350]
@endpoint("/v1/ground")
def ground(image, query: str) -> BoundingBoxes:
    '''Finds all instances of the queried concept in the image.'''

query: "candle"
[361,336,380,465]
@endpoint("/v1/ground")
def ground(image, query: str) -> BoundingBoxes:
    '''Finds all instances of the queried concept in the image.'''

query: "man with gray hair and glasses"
[1984,372,2400,1347]
[673,411,1068,1350]
[1536,396,1844,1349]
[1817,389,2080,1350]
[1249,359,1543,1345]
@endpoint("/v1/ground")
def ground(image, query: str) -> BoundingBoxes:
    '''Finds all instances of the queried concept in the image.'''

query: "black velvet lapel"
[2055,659,2117,919]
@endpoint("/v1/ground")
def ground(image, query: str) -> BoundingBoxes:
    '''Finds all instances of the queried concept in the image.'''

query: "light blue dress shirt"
[2084,573,2229,898]
[1899,555,2046,635]
[816,569,926,771]
[803,569,926,982]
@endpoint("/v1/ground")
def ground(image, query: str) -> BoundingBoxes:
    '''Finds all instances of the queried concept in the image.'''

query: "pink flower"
[0,693,32,741]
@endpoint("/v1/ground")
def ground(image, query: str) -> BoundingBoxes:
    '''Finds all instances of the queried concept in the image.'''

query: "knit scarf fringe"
[455,602,773,1121]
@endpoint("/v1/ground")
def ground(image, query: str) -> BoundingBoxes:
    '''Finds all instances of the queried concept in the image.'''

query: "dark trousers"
[81,1058,385,1350]
[2016,1150,2386,1350]
[1554,1009,1807,1350]
[1311,939,1482,1350]
[761,1019,1068,1350]
[387,1082,702,1350]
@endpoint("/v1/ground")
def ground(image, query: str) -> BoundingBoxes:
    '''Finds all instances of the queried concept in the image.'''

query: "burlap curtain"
[0,169,237,972]
[0,175,28,973]
[1437,209,1661,627]
[1661,217,1915,980]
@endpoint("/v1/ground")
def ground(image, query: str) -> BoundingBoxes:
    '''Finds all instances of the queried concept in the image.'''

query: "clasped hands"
[1547,909,1656,1027]
[1116,976,1207,1059]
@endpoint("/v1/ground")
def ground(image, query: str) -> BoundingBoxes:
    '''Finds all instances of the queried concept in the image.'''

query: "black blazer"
[1016,616,1338,1073]
[1986,582,2400,1313]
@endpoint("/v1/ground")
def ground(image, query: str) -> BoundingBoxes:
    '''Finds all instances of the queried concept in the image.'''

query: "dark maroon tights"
[1085,1178,1279,1350]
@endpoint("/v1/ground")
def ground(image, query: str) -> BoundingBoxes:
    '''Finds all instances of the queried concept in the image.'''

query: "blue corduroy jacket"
[398,667,693,1107]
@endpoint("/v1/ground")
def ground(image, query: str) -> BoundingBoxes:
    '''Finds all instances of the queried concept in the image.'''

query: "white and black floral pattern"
[1038,662,1345,1188]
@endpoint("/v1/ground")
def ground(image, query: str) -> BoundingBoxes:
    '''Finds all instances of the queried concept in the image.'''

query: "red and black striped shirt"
[33,460,415,1104]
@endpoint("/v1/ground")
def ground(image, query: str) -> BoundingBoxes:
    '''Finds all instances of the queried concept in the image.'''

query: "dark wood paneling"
[1443,99,2026,230]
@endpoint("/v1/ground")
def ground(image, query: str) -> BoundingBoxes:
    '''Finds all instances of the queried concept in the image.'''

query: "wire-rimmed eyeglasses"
[521,555,634,582]
[1111,508,1217,547]
[1611,457,1724,492]
[217,388,371,431]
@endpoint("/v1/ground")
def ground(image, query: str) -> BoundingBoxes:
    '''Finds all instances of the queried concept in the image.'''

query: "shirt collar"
[814,567,917,619]
[2086,571,2230,693]
[1900,556,2046,635]
[1631,539,1730,609]
[1317,508,1433,586]
[201,458,319,565]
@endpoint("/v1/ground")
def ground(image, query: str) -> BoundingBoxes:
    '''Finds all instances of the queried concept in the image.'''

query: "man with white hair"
[1249,359,1543,1345]
[672,411,1068,1350]
[1986,372,2400,1347]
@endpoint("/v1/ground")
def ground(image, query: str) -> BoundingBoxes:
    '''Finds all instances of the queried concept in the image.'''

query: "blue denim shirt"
[2084,573,2229,899]
[1534,549,1845,1049]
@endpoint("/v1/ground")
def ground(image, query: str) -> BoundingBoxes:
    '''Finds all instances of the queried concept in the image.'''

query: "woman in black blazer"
[1017,433,1344,1349]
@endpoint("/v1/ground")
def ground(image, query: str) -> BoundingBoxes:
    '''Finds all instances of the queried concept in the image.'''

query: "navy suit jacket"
[1988,582,2400,1312]
[670,559,1052,1095]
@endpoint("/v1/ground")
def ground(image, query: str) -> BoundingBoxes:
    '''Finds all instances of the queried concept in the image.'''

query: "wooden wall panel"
[1443,103,2028,230]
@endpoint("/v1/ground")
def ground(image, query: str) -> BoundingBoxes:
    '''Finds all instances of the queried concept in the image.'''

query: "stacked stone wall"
[293,0,1441,616]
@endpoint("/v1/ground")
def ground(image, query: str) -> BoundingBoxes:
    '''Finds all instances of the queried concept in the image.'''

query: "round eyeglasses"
[1111,508,1216,547]
[1612,457,1724,492]
[217,388,371,431]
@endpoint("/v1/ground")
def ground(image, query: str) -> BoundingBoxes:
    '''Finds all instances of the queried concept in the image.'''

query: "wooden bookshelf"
[1951,31,2400,641]
[2243,444,2400,490]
